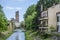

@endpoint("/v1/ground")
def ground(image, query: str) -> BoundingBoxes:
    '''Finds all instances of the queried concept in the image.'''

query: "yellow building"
[7,20,14,31]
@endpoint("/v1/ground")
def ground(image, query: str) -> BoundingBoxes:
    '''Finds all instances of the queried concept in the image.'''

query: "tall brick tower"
[15,11,19,22]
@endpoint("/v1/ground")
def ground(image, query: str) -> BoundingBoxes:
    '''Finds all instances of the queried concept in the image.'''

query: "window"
[41,11,48,17]
[57,16,59,22]
[57,25,59,32]
[57,25,60,32]
[57,13,60,22]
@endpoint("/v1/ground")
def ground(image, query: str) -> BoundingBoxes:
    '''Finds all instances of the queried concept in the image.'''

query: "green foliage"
[50,26,56,32]
[24,5,37,30]
[25,30,37,40]
[0,32,13,40]
[0,5,7,32]
[25,31,34,40]
[24,5,36,19]
[36,0,59,11]
[20,21,25,28]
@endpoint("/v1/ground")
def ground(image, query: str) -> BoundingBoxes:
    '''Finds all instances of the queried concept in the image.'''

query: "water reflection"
[6,29,25,40]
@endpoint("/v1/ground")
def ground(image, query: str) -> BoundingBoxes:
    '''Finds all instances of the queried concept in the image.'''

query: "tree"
[24,5,36,19]
[36,0,60,12]
[20,21,25,28]
[0,5,7,32]
[24,5,37,30]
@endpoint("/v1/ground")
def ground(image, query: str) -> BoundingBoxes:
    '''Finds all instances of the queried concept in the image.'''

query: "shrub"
[50,26,56,32]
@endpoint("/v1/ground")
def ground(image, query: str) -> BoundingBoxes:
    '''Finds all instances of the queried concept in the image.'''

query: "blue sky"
[0,0,39,22]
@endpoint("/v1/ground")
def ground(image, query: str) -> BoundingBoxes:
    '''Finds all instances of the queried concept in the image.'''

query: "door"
[58,25,60,32]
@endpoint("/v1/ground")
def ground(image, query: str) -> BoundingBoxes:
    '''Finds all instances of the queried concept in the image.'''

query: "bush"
[39,32,51,39]
[50,26,56,32]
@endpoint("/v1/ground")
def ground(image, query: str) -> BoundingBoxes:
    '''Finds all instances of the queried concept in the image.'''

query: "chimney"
[41,4,43,11]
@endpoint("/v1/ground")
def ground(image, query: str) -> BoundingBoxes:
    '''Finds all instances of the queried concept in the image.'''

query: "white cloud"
[16,7,21,10]
[4,6,22,10]
[6,6,14,10]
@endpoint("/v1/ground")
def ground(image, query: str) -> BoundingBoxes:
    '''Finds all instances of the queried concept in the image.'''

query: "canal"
[6,29,25,40]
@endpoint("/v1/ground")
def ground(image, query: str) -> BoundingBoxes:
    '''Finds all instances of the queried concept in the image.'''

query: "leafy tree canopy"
[0,5,7,32]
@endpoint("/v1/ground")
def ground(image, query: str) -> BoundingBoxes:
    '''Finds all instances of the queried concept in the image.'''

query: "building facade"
[39,4,60,32]
[7,11,20,31]
[7,21,12,31]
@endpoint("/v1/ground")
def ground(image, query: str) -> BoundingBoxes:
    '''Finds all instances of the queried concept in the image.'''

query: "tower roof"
[16,11,19,14]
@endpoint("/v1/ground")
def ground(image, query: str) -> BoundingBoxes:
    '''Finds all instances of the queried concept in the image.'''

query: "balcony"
[39,17,48,20]
[39,27,48,29]
[39,10,48,20]
[39,27,48,32]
